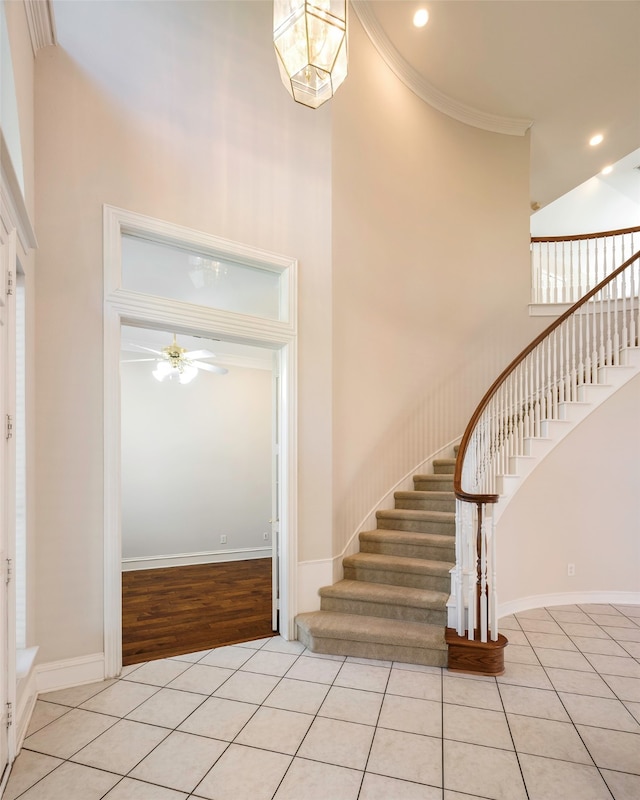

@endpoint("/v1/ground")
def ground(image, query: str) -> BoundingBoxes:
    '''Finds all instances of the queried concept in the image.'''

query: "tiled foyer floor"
[4,604,640,800]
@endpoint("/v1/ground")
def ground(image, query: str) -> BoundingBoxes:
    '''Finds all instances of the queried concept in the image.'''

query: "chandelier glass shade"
[274,0,348,109]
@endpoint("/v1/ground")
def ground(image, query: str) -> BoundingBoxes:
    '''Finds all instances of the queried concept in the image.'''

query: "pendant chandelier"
[273,1,348,109]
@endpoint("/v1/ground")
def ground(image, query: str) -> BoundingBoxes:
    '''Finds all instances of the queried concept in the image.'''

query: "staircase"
[296,456,458,666]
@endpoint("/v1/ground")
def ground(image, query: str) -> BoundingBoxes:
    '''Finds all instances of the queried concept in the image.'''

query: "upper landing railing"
[453,240,640,644]
[531,225,640,305]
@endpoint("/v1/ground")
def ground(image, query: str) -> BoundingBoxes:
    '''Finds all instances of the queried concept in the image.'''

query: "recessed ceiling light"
[413,9,429,27]
[601,165,613,175]
[589,134,604,147]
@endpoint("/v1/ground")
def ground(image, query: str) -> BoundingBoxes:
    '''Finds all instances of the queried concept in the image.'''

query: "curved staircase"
[296,458,457,666]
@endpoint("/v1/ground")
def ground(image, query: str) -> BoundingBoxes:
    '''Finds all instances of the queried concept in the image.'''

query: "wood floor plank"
[122,558,274,665]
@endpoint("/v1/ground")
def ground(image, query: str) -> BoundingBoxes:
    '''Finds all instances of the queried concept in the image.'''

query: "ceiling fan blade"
[195,362,228,375]
[184,349,215,360]
[124,343,164,356]
[120,358,158,363]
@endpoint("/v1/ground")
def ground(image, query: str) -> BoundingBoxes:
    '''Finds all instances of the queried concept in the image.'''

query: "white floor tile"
[234,705,313,755]
[102,778,188,799]
[212,670,280,703]
[544,667,616,697]
[496,662,553,690]
[443,740,527,800]
[443,674,502,710]
[297,716,375,770]
[23,708,118,759]
[359,773,441,799]
[577,724,640,774]
[533,647,595,671]
[319,685,384,726]
[122,658,190,687]
[80,680,159,716]
[129,730,227,793]
[70,718,169,774]
[2,750,62,800]
[239,649,299,676]
[507,714,592,764]
[165,663,234,695]
[386,668,441,701]
[15,761,120,800]
[272,757,362,800]
[601,768,640,800]
[284,655,343,684]
[178,695,258,740]
[559,691,640,732]
[25,701,70,736]
[126,687,206,729]
[262,636,306,655]
[11,613,640,800]
[367,727,442,786]
[602,674,640,701]
[193,743,291,800]
[519,753,612,800]
[444,704,513,750]
[264,677,330,714]
[334,662,390,693]
[498,684,570,722]
[39,680,116,709]
[198,645,254,669]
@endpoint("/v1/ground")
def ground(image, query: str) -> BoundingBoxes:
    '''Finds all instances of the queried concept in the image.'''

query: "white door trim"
[103,206,298,678]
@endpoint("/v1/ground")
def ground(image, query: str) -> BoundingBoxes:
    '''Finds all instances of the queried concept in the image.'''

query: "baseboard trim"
[122,547,272,571]
[298,558,333,612]
[35,653,105,694]
[16,646,39,751]
[499,590,640,619]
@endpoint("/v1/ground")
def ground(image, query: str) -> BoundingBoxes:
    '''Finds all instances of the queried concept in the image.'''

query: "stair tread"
[297,611,447,649]
[344,552,453,574]
[361,529,454,544]
[377,508,454,522]
[395,490,454,499]
[413,473,453,480]
[320,579,448,607]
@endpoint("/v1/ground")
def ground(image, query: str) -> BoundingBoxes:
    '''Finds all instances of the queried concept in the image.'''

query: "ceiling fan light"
[178,363,198,384]
[152,360,173,381]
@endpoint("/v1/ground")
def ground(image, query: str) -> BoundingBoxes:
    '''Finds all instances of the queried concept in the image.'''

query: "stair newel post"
[476,500,488,642]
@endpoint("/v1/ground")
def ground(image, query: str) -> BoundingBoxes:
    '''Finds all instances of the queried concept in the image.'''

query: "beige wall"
[33,1,332,661]
[15,2,636,666]
[498,373,640,605]
[330,19,545,552]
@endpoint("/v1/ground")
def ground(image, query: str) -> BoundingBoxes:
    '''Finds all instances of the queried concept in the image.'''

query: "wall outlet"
[263,532,270,540]
[567,563,575,577]
[220,535,227,544]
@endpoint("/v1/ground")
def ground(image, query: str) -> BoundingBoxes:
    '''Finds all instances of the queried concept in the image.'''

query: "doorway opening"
[119,325,277,664]
[103,205,298,678]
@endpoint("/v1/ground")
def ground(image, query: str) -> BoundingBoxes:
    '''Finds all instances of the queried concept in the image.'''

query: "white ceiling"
[357,0,640,210]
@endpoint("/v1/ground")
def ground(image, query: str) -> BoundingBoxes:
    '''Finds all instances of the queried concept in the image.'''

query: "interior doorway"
[103,205,298,679]
[119,325,277,664]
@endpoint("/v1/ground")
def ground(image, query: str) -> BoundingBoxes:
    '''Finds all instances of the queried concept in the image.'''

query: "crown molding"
[23,0,57,56]
[351,1,532,136]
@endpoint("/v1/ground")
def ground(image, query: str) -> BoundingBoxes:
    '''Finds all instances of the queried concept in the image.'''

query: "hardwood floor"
[122,558,274,665]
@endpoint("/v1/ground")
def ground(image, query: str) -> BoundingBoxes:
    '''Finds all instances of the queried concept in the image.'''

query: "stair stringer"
[491,348,640,527]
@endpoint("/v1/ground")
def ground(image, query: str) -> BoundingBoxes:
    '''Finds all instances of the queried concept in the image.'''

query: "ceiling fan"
[121,334,229,385]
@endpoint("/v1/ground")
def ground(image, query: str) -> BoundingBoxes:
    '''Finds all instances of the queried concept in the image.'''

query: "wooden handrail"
[531,224,640,244]
[454,247,640,504]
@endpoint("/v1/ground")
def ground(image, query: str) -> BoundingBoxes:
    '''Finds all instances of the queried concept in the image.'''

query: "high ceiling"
[355,0,640,210]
